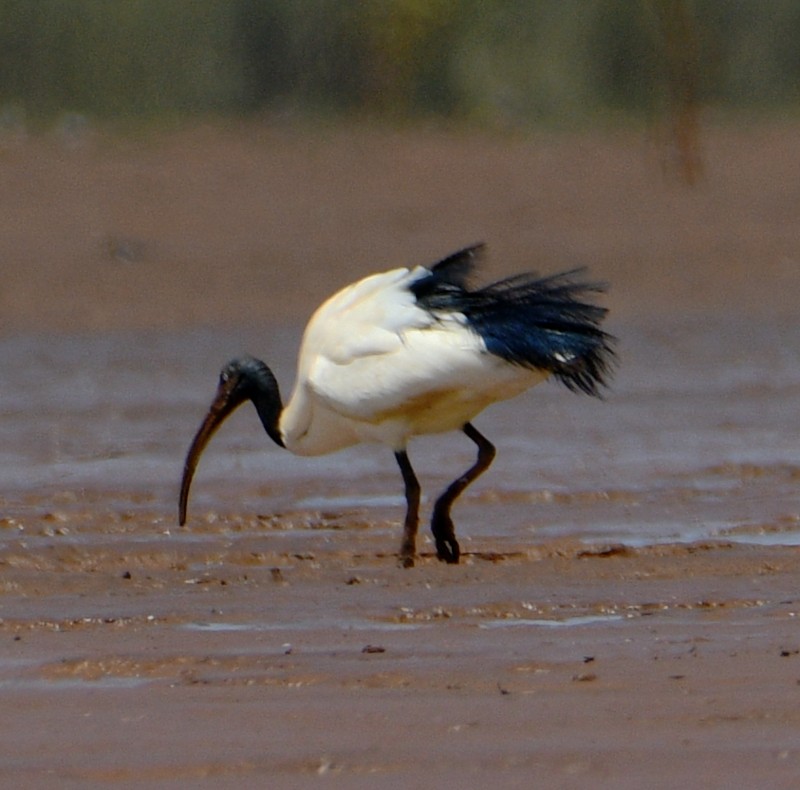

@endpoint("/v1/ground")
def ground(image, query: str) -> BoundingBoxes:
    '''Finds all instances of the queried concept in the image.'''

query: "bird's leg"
[431,422,496,564]
[394,450,421,568]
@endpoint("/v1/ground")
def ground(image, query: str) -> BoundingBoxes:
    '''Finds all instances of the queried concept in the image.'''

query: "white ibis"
[179,244,615,567]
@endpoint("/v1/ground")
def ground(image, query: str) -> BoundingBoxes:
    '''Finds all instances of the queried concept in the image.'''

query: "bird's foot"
[398,537,416,568]
[398,552,415,569]
[432,511,460,563]
[435,537,460,564]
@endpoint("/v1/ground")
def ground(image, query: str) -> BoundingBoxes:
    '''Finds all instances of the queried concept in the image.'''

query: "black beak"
[179,376,246,526]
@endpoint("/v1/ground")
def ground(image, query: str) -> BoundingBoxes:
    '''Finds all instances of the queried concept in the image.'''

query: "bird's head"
[213,355,276,414]
[179,355,284,526]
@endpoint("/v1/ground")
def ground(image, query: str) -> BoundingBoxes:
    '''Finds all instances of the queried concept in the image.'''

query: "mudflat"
[2,119,800,788]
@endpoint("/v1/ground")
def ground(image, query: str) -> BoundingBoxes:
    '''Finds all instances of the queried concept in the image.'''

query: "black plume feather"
[412,251,615,396]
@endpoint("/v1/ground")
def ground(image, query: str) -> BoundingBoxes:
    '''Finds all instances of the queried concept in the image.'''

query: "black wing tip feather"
[409,242,485,304]
[429,242,486,285]
[497,270,617,397]
[412,244,616,397]
[553,334,617,397]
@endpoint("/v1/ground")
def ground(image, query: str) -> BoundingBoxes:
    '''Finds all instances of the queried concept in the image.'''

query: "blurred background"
[0,0,799,333]
[0,0,798,127]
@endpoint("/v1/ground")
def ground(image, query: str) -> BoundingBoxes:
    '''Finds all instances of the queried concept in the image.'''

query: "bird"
[179,243,615,567]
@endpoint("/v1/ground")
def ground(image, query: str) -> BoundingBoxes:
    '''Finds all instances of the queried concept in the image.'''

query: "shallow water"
[2,316,800,553]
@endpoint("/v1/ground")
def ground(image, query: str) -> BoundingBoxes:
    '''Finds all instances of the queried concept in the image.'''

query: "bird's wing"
[306,268,541,425]
[305,316,542,450]
[299,266,431,370]
[297,265,482,418]
[298,244,484,371]
[280,265,456,451]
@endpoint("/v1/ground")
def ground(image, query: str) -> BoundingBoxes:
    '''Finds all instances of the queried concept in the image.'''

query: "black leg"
[395,450,421,568]
[431,422,496,564]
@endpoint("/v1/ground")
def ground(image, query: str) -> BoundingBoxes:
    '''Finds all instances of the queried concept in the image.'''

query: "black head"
[215,355,277,406]
[178,355,284,526]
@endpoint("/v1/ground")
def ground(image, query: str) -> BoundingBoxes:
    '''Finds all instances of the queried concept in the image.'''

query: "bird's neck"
[249,369,285,449]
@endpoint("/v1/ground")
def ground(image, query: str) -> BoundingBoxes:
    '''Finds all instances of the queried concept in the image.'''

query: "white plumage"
[179,244,614,566]
[282,265,544,455]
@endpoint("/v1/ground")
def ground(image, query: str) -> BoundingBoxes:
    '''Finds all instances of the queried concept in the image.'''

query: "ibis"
[179,244,615,566]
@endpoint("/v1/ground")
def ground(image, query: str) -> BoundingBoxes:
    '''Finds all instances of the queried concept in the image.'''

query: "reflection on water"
[479,614,625,629]
[0,676,150,691]
[2,317,800,549]
[182,619,423,633]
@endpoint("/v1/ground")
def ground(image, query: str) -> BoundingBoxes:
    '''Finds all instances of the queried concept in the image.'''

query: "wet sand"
[2,120,800,787]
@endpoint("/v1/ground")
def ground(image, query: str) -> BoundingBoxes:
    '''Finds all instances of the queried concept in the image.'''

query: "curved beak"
[179,377,246,526]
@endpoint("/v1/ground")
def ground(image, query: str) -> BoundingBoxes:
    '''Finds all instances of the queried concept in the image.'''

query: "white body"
[279,266,546,455]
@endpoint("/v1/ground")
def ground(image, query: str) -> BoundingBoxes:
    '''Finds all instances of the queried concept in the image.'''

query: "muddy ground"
[2,118,800,787]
